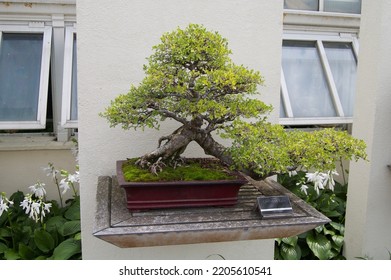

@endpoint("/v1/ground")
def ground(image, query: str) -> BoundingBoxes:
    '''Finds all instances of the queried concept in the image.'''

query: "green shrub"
[274,171,347,260]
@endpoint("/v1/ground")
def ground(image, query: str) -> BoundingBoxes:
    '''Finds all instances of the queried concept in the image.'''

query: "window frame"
[61,26,77,128]
[280,32,359,126]
[0,24,52,130]
[284,0,362,14]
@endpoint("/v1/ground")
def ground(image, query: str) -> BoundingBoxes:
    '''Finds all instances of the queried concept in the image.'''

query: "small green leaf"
[314,225,324,234]
[74,232,82,241]
[34,229,55,253]
[280,243,301,260]
[52,238,81,260]
[0,242,8,254]
[329,222,345,234]
[323,227,336,236]
[64,199,80,220]
[306,231,332,260]
[60,220,81,237]
[4,249,20,260]
[331,235,344,250]
[46,216,68,234]
[18,243,35,260]
[0,211,8,227]
[322,210,342,218]
[281,236,298,247]
[0,228,11,238]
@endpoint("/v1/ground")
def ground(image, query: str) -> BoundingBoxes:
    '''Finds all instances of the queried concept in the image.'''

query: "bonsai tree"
[101,24,366,183]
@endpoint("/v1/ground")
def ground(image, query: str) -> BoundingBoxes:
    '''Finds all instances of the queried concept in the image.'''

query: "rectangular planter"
[116,160,248,211]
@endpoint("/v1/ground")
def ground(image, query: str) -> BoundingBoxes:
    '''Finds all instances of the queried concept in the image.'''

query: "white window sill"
[4,0,76,5]
[283,10,361,32]
[0,135,75,151]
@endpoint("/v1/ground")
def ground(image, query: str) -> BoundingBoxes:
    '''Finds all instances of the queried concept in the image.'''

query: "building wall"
[0,143,77,201]
[6,0,389,261]
[77,0,283,259]
[0,1,77,201]
[344,0,391,260]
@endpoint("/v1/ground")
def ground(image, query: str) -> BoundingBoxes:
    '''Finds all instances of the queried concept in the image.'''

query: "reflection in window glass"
[324,42,357,117]
[282,41,336,118]
[280,96,286,118]
[284,0,318,11]
[324,0,361,14]
[70,34,78,120]
[0,33,43,121]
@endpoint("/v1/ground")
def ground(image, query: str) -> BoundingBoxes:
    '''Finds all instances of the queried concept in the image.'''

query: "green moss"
[122,158,237,182]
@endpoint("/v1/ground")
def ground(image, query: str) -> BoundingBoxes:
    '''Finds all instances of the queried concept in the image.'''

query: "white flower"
[304,170,338,194]
[0,197,9,216]
[29,182,47,198]
[59,178,71,195]
[30,201,41,222]
[40,202,52,222]
[323,170,339,191]
[20,197,31,214]
[68,173,79,183]
[59,170,79,196]
[305,172,326,195]
[43,202,52,213]
[43,163,58,180]
[21,195,52,223]
[300,184,309,195]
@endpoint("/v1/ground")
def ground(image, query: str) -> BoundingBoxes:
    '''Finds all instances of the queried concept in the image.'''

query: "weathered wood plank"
[94,176,330,248]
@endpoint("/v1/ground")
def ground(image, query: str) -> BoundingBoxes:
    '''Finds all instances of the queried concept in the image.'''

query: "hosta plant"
[275,171,347,260]
[0,163,80,260]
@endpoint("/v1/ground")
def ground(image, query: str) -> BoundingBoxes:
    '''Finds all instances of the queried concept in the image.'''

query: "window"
[284,0,362,14]
[0,25,52,130]
[61,26,78,128]
[280,34,358,125]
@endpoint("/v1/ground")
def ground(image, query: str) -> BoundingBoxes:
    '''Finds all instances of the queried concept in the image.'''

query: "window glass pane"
[280,94,286,118]
[0,33,43,121]
[282,41,336,118]
[284,0,319,11]
[324,0,361,14]
[324,42,357,117]
[70,34,78,120]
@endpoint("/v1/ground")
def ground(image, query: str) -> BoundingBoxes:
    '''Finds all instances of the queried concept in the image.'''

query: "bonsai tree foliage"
[101,24,366,181]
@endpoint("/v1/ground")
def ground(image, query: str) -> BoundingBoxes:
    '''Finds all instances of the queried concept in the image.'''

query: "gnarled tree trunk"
[136,124,263,179]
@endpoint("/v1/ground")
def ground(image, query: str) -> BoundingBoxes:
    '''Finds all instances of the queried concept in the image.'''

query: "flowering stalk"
[43,163,63,208]
[20,194,52,223]
[20,182,52,224]
[43,163,80,208]
[293,170,339,195]
[60,167,80,197]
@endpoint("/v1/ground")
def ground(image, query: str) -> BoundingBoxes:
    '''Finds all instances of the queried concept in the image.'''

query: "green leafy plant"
[101,23,367,185]
[0,161,80,260]
[275,171,347,260]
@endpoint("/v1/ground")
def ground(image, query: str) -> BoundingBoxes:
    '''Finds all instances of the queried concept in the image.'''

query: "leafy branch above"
[101,24,367,180]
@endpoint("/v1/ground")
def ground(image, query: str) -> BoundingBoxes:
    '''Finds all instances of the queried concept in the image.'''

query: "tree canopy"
[101,24,367,180]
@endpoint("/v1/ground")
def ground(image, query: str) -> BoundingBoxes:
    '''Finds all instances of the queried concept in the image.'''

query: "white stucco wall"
[344,0,391,260]
[77,0,283,259]
[0,143,77,201]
